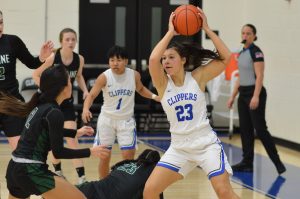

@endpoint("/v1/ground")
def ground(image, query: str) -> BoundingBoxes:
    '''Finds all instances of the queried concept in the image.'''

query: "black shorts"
[60,97,76,121]
[76,182,97,199]
[6,160,55,198]
[76,181,105,199]
[0,92,25,137]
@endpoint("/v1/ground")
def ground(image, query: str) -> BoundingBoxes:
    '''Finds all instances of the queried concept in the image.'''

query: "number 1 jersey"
[100,68,136,119]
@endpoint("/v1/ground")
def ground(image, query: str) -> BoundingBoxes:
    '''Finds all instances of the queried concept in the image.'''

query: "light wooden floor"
[1,135,299,199]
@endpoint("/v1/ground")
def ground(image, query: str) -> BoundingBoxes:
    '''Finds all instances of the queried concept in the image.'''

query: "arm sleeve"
[11,35,43,69]
[249,46,264,62]
[46,108,90,159]
[63,128,77,138]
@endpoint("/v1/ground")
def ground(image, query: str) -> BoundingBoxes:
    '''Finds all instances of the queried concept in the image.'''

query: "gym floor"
[1,133,299,199]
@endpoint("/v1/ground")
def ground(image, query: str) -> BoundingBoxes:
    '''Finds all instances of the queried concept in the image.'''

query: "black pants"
[238,86,281,165]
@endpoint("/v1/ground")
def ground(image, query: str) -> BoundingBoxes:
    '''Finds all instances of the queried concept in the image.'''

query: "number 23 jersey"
[161,72,211,135]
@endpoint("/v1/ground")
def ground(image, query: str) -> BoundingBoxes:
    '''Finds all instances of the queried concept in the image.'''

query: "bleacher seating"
[20,77,38,102]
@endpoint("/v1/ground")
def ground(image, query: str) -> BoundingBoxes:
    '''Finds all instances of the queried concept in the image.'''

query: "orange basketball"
[173,5,202,36]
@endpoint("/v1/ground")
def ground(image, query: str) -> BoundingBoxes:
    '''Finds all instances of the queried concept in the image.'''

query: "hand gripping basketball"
[173,4,202,36]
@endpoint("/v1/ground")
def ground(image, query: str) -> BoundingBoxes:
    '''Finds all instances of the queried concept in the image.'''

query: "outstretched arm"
[76,126,94,137]
[135,71,160,102]
[48,108,110,159]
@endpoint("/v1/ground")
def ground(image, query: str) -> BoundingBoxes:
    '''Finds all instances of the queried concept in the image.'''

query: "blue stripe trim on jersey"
[121,145,136,150]
[93,138,100,146]
[120,128,137,150]
[212,130,222,144]
[208,145,225,179]
[157,161,180,172]
[94,129,101,146]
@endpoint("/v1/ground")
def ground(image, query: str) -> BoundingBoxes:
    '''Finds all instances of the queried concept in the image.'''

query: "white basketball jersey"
[161,72,211,135]
[100,68,136,119]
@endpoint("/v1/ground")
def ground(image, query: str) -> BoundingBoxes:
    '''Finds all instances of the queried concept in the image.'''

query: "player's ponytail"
[0,92,39,117]
[136,149,160,166]
[111,149,160,170]
[167,41,222,69]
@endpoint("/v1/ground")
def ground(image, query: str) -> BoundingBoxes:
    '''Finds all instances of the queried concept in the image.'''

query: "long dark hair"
[111,149,160,170]
[167,41,222,69]
[0,66,69,117]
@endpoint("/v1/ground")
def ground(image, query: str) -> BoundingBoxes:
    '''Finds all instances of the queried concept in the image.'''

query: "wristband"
[151,94,157,100]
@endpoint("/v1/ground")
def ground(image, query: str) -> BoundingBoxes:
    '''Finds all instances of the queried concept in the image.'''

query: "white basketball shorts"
[94,114,137,150]
[157,130,232,179]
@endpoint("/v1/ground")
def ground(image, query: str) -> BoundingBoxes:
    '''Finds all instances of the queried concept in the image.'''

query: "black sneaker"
[275,162,286,175]
[232,161,253,172]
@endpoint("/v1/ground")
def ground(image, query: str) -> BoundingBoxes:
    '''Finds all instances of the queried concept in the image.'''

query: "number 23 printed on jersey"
[175,104,193,122]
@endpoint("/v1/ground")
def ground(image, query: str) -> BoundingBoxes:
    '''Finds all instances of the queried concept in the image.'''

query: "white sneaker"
[54,170,66,179]
[77,175,87,185]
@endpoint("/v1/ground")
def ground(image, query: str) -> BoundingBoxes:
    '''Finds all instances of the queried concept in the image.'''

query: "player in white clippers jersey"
[82,45,160,178]
[143,9,240,199]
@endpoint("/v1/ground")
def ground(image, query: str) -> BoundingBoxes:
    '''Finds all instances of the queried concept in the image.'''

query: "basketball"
[173,5,202,36]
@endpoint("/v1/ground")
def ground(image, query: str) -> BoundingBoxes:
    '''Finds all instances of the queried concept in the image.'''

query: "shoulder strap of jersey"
[53,48,62,65]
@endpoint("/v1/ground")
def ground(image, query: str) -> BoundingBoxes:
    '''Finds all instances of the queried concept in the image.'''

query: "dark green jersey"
[13,102,90,162]
[0,34,43,93]
[78,161,158,199]
[53,49,80,85]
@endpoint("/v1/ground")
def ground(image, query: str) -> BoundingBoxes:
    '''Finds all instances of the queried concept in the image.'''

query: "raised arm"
[192,8,231,87]
[32,53,55,86]
[14,35,54,69]
[76,55,89,99]
[148,13,177,97]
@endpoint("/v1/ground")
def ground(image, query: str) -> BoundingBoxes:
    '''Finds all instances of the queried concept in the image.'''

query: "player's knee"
[122,153,134,160]
[100,153,111,162]
[122,150,135,160]
[143,180,160,198]
[215,186,232,199]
